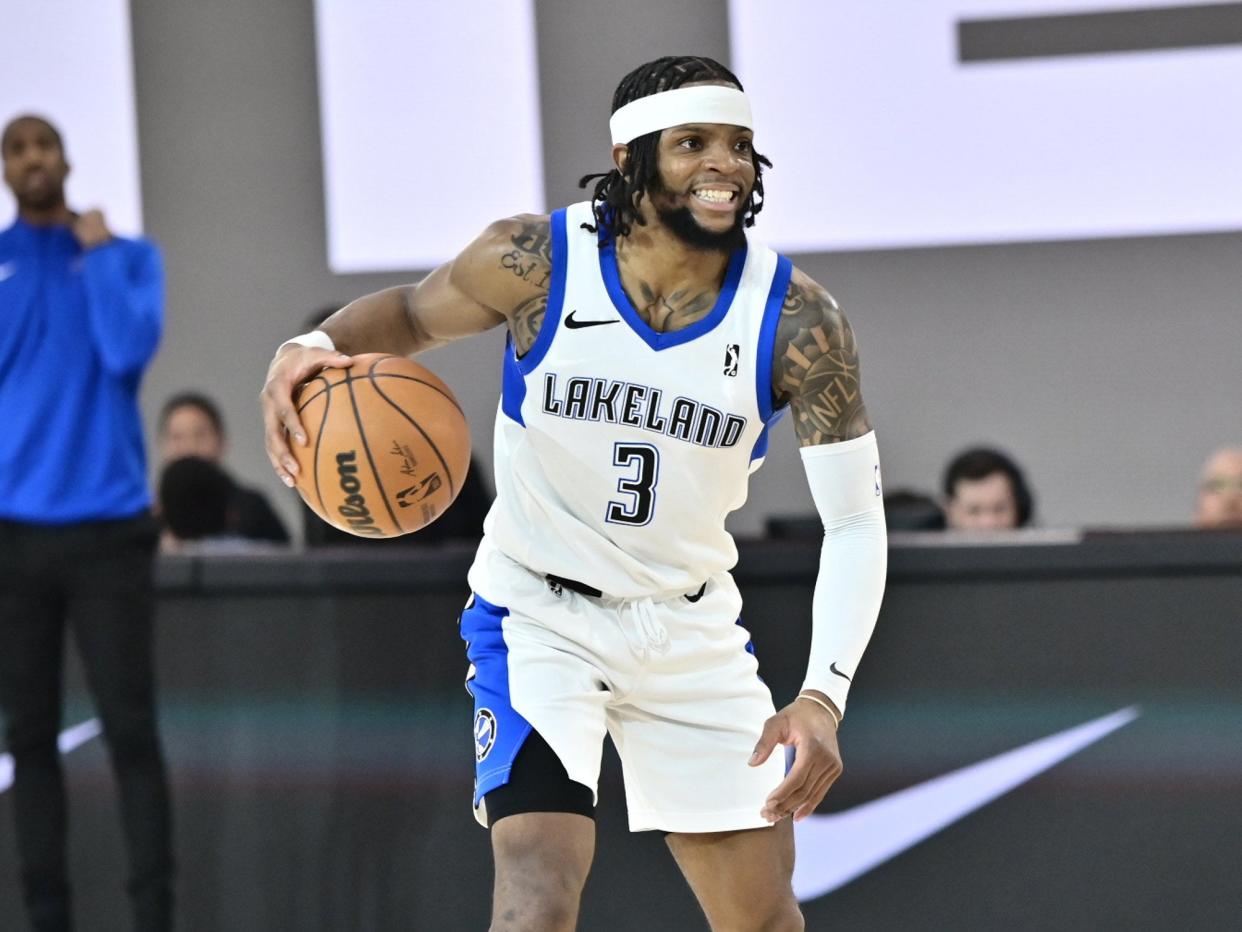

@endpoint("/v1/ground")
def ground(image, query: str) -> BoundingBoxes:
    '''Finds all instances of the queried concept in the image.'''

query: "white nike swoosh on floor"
[0,719,102,794]
[793,706,1140,902]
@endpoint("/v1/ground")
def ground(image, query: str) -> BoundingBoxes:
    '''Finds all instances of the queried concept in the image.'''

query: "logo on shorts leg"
[474,709,497,762]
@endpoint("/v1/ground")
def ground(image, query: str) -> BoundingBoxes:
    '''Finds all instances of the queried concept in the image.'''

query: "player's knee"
[492,827,591,896]
[489,895,578,932]
[491,814,592,930]
[722,891,802,932]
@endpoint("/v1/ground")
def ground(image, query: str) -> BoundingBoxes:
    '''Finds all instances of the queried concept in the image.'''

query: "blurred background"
[3,0,1240,538]
[2,1,1240,929]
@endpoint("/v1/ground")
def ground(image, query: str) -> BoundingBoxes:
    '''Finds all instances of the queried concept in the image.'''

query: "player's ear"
[612,144,630,177]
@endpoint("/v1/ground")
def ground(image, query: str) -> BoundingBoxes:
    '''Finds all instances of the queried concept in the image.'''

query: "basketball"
[290,354,471,537]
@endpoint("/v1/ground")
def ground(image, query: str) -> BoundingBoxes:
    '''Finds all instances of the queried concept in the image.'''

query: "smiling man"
[261,55,887,931]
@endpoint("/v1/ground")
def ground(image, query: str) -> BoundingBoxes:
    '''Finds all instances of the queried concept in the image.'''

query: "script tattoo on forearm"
[502,219,553,356]
[775,277,871,447]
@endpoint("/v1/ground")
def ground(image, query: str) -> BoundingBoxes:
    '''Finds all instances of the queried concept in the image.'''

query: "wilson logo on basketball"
[334,451,383,536]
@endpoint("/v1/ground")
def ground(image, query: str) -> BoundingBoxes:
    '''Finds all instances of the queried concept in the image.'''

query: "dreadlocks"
[578,56,772,245]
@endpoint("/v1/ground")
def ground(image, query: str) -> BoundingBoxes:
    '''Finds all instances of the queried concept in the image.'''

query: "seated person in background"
[158,456,242,552]
[1195,446,1242,529]
[158,392,290,543]
[942,446,1034,531]
[883,489,946,531]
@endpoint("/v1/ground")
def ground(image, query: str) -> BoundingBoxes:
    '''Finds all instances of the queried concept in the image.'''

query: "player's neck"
[614,223,732,306]
[18,200,72,227]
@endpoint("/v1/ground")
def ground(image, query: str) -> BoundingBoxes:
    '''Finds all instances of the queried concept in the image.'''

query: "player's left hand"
[749,691,842,823]
[72,209,113,250]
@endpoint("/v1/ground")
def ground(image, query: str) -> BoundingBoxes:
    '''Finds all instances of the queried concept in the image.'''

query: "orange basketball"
[291,354,471,538]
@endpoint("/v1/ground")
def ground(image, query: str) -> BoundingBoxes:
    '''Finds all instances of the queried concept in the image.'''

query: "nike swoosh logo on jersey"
[564,310,619,329]
[0,261,17,282]
[830,662,851,682]
[0,719,101,795]
[793,705,1139,901]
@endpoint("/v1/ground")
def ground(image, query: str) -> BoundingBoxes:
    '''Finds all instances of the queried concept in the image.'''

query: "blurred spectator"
[158,456,234,550]
[0,114,173,931]
[157,392,289,543]
[942,447,1034,530]
[1195,446,1242,529]
[883,489,946,531]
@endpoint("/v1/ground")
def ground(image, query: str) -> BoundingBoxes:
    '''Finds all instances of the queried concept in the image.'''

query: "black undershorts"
[483,729,595,826]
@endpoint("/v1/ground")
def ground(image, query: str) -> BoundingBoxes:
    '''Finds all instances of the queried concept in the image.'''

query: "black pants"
[0,516,173,932]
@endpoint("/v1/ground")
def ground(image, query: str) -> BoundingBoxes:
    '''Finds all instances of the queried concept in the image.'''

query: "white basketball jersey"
[478,201,793,600]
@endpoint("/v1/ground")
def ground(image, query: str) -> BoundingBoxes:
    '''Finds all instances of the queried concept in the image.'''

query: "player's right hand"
[260,343,353,487]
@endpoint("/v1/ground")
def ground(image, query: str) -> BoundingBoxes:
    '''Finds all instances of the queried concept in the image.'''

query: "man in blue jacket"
[0,115,173,932]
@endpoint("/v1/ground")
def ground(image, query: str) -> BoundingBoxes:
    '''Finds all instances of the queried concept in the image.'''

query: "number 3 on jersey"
[606,443,660,526]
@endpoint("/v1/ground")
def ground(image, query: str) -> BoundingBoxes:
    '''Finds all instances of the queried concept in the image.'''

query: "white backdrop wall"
[112,0,1242,539]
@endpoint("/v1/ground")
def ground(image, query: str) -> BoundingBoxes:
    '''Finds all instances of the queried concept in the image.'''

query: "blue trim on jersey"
[460,594,534,806]
[750,255,794,464]
[755,255,794,423]
[500,334,526,425]
[598,233,748,351]
[515,209,569,376]
[748,408,787,464]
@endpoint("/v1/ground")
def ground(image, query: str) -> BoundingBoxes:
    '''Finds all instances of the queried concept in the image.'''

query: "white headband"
[609,85,753,146]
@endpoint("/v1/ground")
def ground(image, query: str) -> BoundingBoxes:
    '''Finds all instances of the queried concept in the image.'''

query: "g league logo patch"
[723,343,740,377]
[474,708,497,762]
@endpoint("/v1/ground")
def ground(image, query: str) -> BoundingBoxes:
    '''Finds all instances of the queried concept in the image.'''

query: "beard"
[16,176,66,213]
[646,174,747,253]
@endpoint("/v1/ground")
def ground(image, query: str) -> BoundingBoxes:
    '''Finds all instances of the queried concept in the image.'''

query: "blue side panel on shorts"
[460,593,533,805]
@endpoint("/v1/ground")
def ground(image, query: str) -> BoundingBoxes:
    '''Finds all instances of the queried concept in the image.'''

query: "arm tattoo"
[511,293,548,358]
[500,219,553,356]
[641,285,714,331]
[633,279,714,332]
[775,277,871,447]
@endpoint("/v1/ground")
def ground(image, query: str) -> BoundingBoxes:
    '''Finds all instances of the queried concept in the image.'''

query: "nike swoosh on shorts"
[792,705,1140,901]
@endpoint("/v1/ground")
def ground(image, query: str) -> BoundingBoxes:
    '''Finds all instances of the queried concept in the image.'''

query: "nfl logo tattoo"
[723,344,740,377]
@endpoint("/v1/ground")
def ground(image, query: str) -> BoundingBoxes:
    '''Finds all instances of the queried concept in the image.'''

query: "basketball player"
[261,57,886,931]
[1,115,173,931]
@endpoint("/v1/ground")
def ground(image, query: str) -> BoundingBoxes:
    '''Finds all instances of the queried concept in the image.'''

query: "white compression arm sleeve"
[798,431,887,718]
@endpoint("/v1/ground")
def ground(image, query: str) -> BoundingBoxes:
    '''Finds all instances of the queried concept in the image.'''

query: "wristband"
[282,330,336,352]
[796,692,841,727]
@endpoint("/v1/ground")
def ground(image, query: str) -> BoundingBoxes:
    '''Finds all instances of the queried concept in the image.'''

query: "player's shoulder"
[477,213,553,250]
[454,213,551,278]
[784,265,843,318]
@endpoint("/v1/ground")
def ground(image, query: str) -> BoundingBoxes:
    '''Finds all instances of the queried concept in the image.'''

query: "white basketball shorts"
[461,539,786,833]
